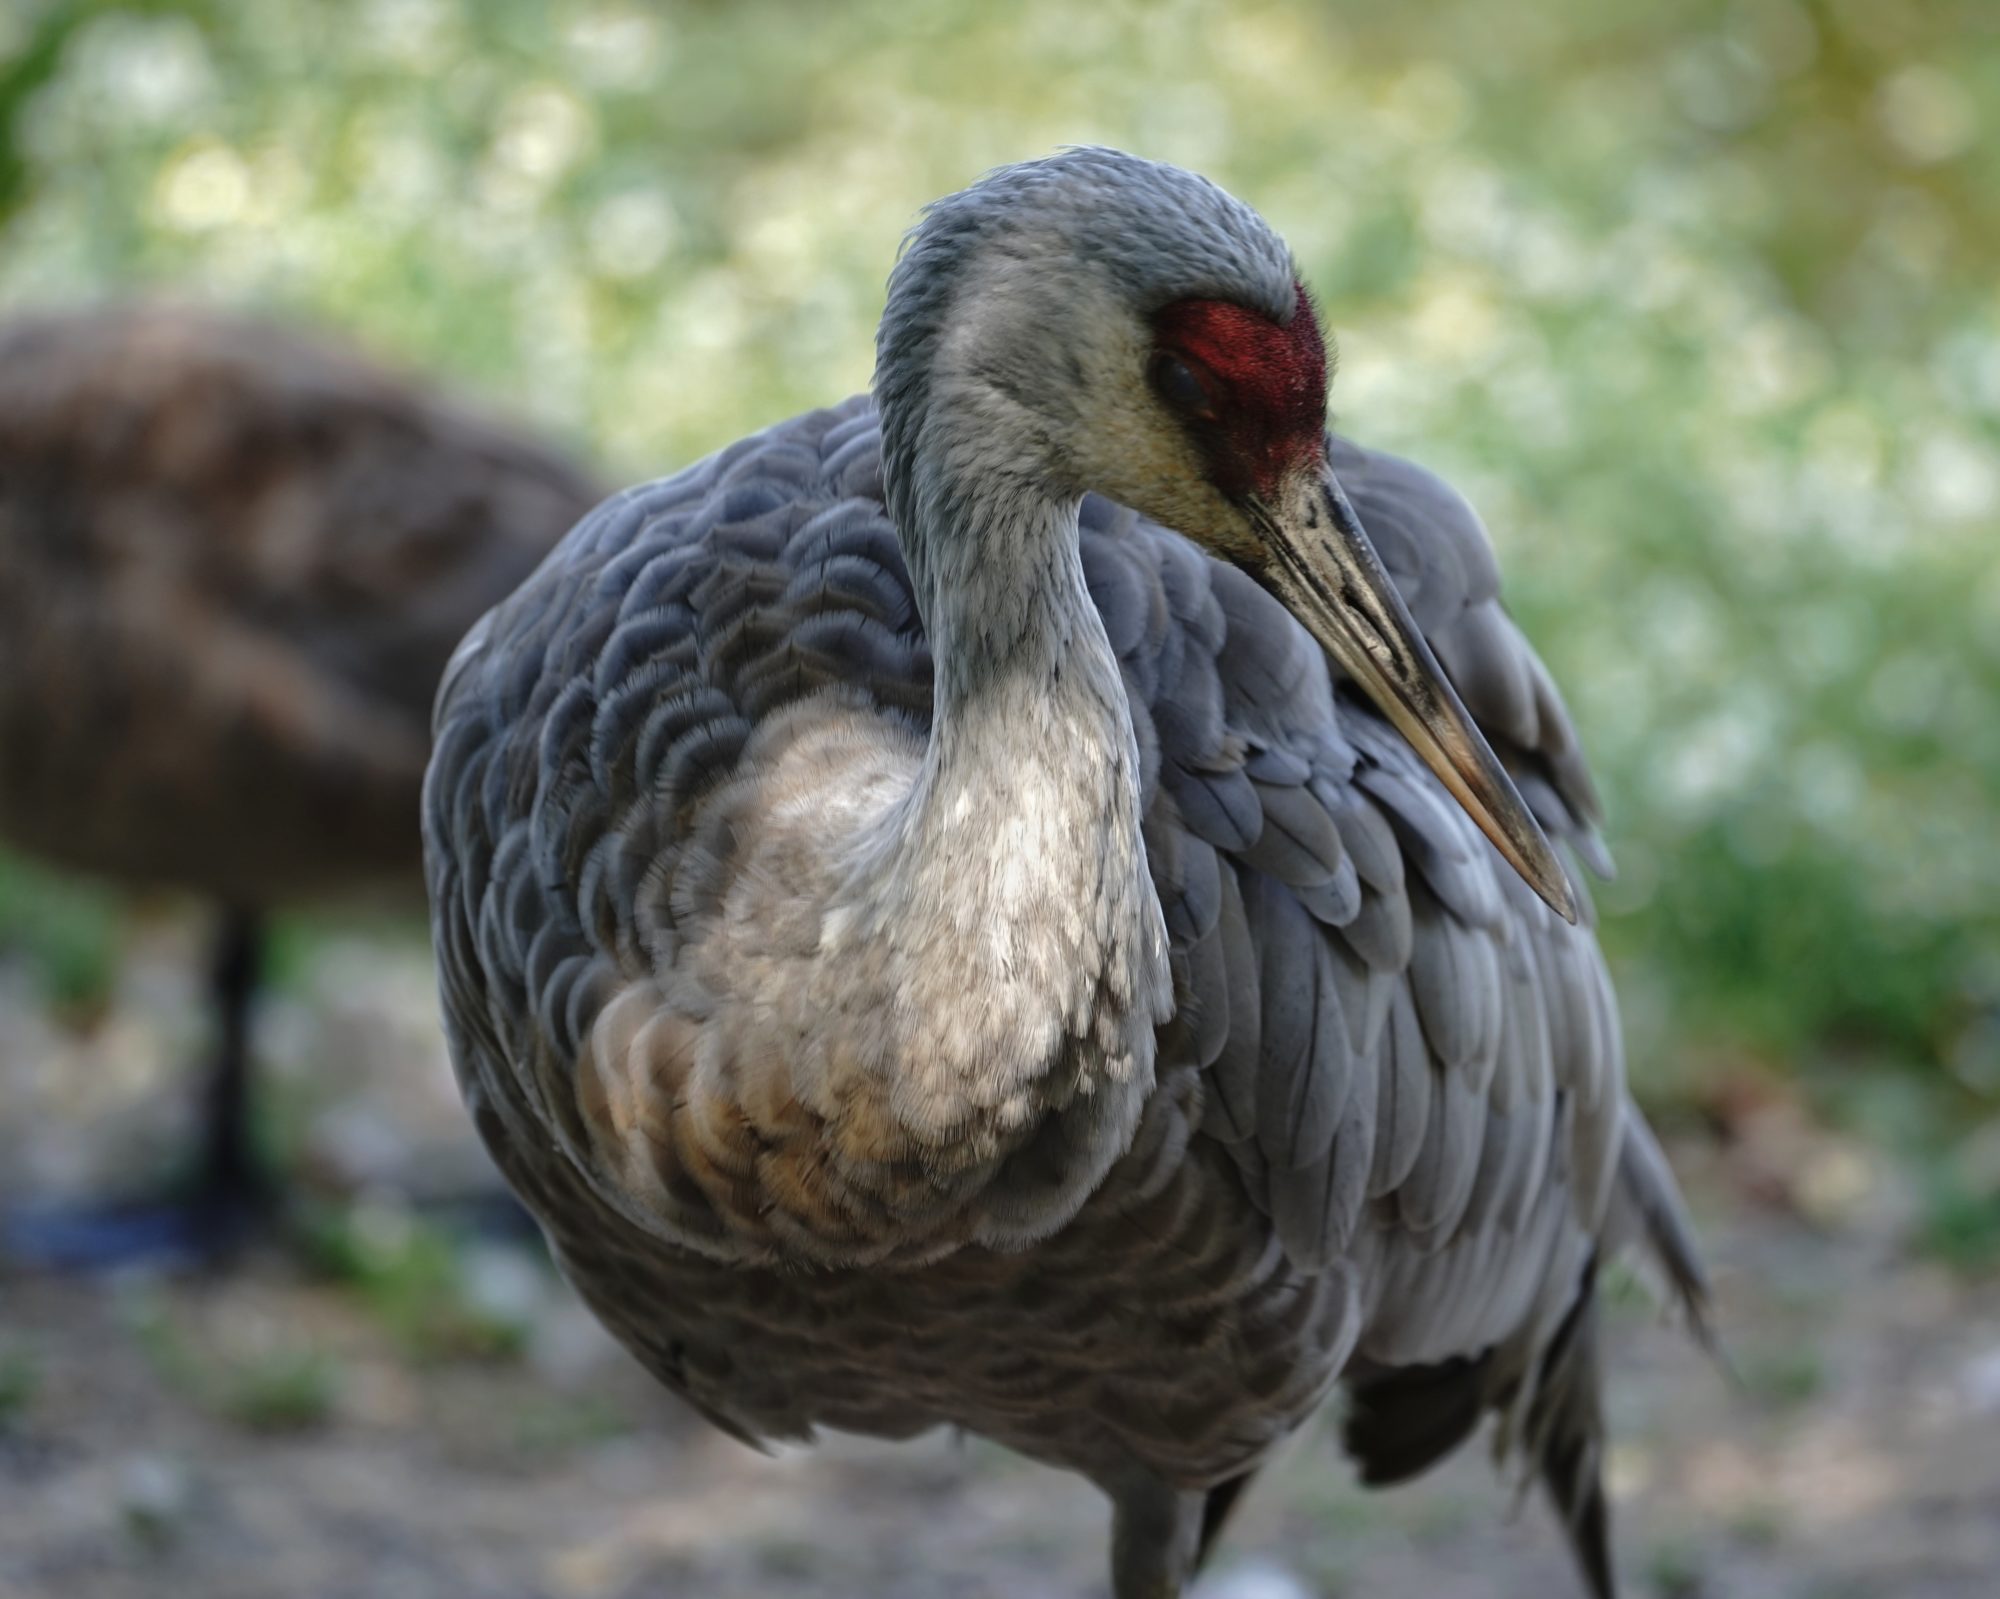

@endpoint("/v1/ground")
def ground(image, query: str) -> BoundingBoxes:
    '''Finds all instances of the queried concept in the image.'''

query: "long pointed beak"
[1250,468,1578,924]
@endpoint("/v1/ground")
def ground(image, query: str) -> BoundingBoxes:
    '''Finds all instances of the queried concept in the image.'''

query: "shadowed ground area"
[2,923,1995,1599]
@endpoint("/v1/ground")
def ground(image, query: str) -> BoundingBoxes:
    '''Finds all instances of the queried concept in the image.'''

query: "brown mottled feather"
[0,302,602,907]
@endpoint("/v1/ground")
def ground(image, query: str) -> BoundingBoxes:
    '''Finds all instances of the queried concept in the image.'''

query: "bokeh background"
[2,3,1998,1597]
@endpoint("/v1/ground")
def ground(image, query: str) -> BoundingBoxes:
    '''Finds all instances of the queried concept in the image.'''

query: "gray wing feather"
[1330,435,1498,635]
[1435,601,1539,753]
[1201,865,1263,1143]
[1240,779,1351,905]
[1604,1102,1710,1329]
[1393,1056,1484,1242]
[1367,985,1433,1200]
[1244,872,1352,1170]
[1333,882,1413,977]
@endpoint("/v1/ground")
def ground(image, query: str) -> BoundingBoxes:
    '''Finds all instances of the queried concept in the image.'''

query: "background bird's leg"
[0,907,270,1272]
[1107,1474,1206,1599]
[189,905,270,1238]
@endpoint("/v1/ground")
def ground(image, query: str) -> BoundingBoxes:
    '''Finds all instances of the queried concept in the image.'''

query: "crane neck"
[808,399,1173,1237]
[885,410,1140,849]
[911,466,1107,721]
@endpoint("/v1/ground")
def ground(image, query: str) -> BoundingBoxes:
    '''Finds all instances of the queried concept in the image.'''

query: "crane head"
[880,147,1577,922]
[1079,283,1577,924]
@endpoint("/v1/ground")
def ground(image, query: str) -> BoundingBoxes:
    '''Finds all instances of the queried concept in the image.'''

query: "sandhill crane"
[0,303,602,1267]
[425,149,1705,1597]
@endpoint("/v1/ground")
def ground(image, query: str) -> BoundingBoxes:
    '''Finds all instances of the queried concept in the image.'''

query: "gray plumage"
[424,149,1704,1598]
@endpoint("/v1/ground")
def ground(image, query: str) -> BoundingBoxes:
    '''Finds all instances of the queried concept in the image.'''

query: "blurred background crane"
[0,302,602,1266]
[0,2,1995,1597]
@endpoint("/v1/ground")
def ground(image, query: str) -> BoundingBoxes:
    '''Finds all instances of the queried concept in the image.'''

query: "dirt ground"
[2,921,1998,1599]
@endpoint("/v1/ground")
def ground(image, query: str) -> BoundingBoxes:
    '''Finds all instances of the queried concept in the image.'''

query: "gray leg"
[1108,1475,1205,1599]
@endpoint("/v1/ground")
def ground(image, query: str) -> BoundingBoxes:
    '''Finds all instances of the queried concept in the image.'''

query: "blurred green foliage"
[1,0,1996,1105]
[300,1199,531,1362]
[1919,1161,2000,1270]
[0,851,120,1015]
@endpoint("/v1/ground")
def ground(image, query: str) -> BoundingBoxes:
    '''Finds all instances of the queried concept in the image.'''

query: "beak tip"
[1533,853,1580,925]
[1265,469,1586,931]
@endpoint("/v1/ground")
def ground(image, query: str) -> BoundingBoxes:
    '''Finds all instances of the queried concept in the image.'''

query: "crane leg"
[0,907,271,1272]
[1108,1475,1205,1599]
[184,906,271,1243]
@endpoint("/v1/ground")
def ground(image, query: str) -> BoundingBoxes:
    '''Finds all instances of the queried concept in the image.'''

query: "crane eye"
[1149,351,1217,421]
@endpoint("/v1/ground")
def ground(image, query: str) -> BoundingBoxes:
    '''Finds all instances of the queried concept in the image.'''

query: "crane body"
[425,150,1703,1597]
